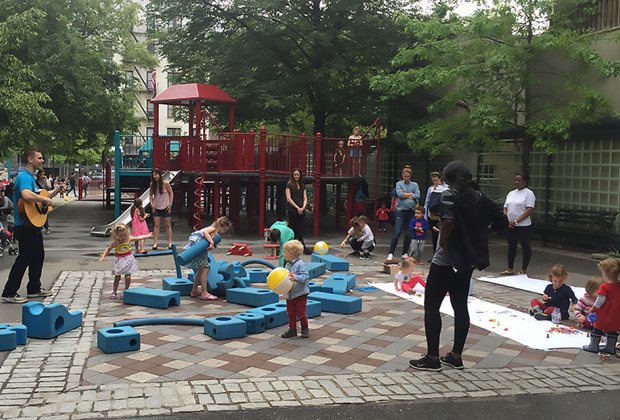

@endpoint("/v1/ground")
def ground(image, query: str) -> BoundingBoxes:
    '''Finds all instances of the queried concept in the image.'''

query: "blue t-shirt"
[13,169,38,227]
[409,217,429,240]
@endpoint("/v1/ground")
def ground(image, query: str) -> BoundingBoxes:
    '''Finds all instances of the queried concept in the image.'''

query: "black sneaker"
[528,307,542,316]
[534,313,551,321]
[281,329,297,338]
[300,329,309,338]
[409,355,442,372]
[440,352,464,369]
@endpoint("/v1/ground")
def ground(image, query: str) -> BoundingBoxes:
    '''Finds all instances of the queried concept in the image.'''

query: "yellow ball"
[313,241,329,255]
[267,267,292,295]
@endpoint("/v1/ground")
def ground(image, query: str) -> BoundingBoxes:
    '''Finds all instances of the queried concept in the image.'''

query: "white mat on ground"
[476,274,585,297]
[369,282,589,351]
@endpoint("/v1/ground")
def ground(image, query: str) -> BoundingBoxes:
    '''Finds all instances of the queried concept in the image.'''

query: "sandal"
[500,270,515,276]
[109,292,118,300]
[152,245,158,250]
[200,292,218,301]
[190,289,200,298]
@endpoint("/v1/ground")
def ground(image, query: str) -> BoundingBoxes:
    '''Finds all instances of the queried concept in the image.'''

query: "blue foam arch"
[240,259,277,270]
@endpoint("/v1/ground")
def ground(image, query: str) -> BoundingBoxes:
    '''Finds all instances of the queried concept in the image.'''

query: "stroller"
[0,219,17,258]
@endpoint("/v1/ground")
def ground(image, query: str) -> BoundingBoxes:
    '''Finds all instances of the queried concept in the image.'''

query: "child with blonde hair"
[394,257,426,293]
[280,240,310,338]
[574,278,603,329]
[583,258,620,356]
[99,224,152,299]
[529,264,577,321]
[181,216,232,301]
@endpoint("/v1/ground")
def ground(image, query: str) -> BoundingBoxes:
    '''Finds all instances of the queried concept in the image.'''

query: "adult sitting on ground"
[409,160,507,372]
[501,172,535,276]
[149,168,174,250]
[386,167,420,261]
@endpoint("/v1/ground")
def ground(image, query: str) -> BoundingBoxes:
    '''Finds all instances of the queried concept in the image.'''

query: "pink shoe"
[200,292,218,301]
[190,289,200,298]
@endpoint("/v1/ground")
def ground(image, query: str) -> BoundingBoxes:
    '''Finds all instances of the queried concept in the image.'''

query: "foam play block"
[97,326,140,354]
[226,287,279,307]
[321,273,357,295]
[246,268,268,283]
[308,291,362,314]
[235,312,266,334]
[306,262,327,279]
[123,287,180,309]
[0,324,27,345]
[272,299,322,318]
[0,329,16,351]
[204,316,247,340]
[308,281,321,293]
[311,253,349,271]
[162,277,193,296]
[22,302,83,339]
[177,233,222,266]
[133,250,173,257]
[248,304,289,329]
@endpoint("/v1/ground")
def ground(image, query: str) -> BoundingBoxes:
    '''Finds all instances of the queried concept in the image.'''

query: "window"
[167,105,179,119]
[167,72,179,88]
[146,100,154,118]
[146,71,153,92]
[146,127,154,142]
[167,128,181,136]
[125,70,133,83]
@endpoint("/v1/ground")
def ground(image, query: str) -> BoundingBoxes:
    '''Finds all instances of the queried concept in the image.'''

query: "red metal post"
[300,133,307,175]
[152,103,161,168]
[258,127,267,236]
[374,119,382,233]
[313,132,322,237]
[188,105,194,136]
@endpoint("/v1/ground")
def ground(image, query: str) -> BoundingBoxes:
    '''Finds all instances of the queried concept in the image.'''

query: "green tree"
[0,0,155,159]
[148,0,408,136]
[373,0,620,173]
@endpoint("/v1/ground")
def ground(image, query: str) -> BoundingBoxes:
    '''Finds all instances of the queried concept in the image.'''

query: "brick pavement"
[0,256,619,419]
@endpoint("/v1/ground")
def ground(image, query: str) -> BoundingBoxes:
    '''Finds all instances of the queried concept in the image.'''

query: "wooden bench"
[536,209,618,250]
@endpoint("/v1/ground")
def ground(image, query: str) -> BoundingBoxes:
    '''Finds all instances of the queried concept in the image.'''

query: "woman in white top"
[501,172,536,276]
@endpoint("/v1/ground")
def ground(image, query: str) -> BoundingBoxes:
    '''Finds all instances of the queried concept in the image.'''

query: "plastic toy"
[227,243,253,257]
[267,267,292,295]
[313,241,329,255]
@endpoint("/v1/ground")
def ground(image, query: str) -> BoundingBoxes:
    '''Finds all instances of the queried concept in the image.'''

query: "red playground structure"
[149,83,382,235]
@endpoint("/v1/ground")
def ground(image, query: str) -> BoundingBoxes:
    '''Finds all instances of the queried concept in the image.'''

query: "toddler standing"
[375,203,390,232]
[529,264,577,321]
[280,240,310,339]
[181,216,232,301]
[394,257,426,293]
[99,224,152,299]
[409,207,429,264]
[574,278,603,329]
[131,198,150,253]
[583,258,620,356]
[333,140,346,175]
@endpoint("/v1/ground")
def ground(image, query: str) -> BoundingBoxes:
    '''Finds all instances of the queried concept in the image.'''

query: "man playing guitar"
[2,147,55,303]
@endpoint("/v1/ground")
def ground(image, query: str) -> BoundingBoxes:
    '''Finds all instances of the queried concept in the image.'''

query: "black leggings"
[506,225,532,271]
[423,263,473,357]
[287,209,306,249]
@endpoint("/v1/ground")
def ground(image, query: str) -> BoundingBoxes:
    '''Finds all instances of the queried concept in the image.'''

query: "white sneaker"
[386,253,393,260]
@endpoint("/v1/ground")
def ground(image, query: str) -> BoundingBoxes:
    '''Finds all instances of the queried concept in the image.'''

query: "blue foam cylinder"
[235,312,266,334]
[204,316,247,340]
[177,233,222,266]
[97,326,140,354]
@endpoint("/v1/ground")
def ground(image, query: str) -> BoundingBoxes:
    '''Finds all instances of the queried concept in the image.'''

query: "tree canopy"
[372,0,620,172]
[0,0,155,160]
[148,0,409,137]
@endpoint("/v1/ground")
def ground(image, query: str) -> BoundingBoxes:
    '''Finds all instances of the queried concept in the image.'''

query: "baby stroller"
[0,220,17,257]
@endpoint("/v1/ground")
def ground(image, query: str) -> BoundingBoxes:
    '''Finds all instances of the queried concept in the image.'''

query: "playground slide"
[90,170,180,237]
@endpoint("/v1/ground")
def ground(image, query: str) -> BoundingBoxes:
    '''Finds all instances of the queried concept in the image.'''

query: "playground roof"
[151,83,237,105]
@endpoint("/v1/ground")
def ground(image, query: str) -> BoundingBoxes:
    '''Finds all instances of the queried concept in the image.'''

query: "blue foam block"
[177,233,222,266]
[207,257,226,296]
[321,273,357,295]
[123,287,180,309]
[0,324,27,345]
[226,287,279,307]
[235,312,266,334]
[306,262,327,279]
[248,304,288,329]
[311,253,349,271]
[246,268,268,283]
[133,250,173,257]
[22,302,83,339]
[0,329,16,351]
[97,326,140,354]
[204,316,247,340]
[308,281,321,293]
[272,300,322,318]
[219,262,248,283]
[308,291,362,314]
[162,277,193,296]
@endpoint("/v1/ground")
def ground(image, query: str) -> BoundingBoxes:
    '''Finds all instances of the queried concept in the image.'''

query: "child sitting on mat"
[394,257,426,293]
[529,263,577,321]
[574,277,603,329]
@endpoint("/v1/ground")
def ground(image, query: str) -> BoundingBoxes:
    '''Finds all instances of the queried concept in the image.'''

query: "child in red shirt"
[375,203,390,232]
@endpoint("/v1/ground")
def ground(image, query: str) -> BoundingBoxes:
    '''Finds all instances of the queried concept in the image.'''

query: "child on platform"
[409,207,429,264]
[394,257,426,293]
[529,264,577,321]
[131,198,150,253]
[182,216,232,301]
[340,215,375,259]
[99,224,152,299]
[583,258,620,356]
[574,278,603,329]
[375,203,390,232]
[333,140,346,175]
[281,240,310,339]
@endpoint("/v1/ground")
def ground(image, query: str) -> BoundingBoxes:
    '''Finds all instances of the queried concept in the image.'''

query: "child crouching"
[281,240,310,339]
[574,278,603,329]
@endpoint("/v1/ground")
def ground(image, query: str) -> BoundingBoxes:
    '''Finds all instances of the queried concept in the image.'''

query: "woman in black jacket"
[410,161,508,372]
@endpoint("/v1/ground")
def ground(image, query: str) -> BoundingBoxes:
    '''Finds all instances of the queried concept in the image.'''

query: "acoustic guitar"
[18,186,65,228]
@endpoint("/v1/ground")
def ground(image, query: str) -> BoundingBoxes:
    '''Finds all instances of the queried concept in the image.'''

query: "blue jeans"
[388,209,414,255]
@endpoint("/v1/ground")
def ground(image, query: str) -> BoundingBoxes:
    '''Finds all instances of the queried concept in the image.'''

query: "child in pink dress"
[131,198,150,253]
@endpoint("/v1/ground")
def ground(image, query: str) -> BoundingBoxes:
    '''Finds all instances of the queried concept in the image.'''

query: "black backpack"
[427,191,442,220]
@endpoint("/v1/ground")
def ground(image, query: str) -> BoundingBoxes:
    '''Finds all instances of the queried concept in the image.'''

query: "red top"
[376,208,390,221]
[594,282,620,331]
